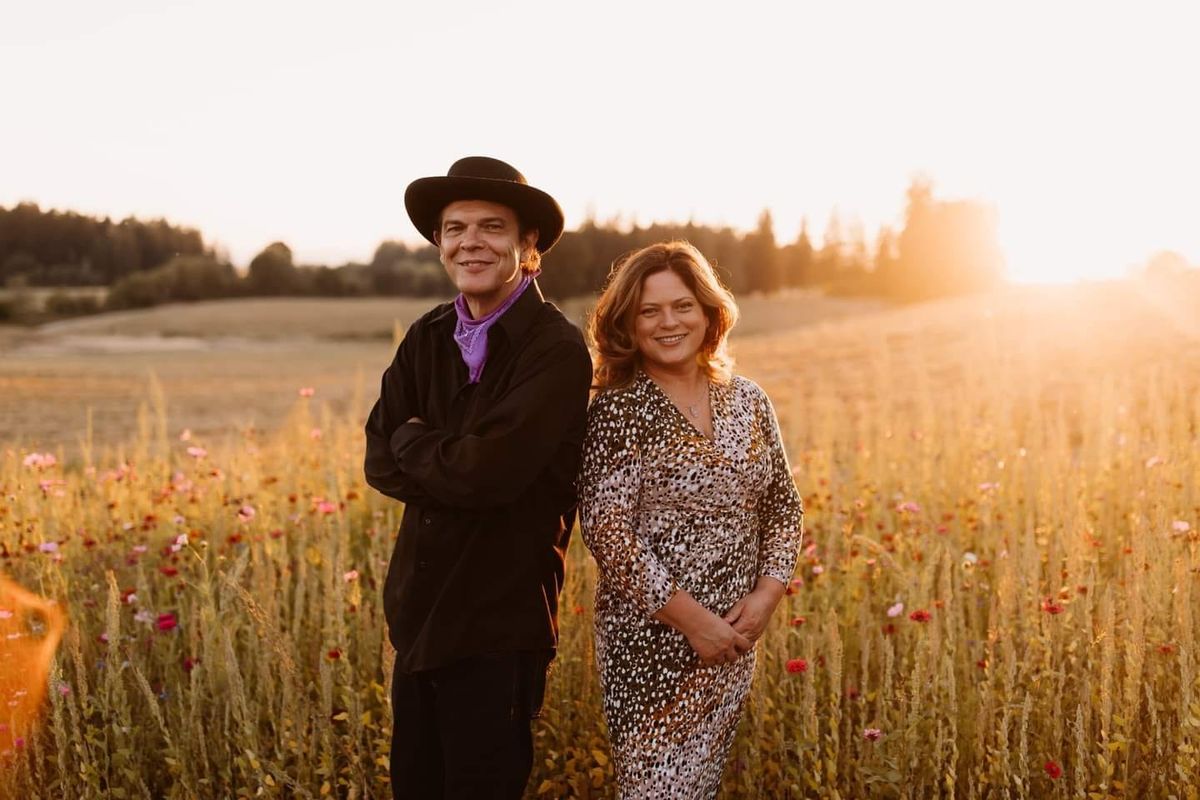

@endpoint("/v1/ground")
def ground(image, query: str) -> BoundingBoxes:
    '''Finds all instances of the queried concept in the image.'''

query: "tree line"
[1,178,1007,318]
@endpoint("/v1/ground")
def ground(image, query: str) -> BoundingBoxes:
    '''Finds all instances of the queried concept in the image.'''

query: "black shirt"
[364,282,593,673]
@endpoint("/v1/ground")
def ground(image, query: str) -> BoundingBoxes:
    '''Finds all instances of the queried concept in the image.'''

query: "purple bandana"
[453,271,537,383]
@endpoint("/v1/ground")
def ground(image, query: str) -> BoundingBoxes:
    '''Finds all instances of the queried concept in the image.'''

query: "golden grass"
[1,277,1198,798]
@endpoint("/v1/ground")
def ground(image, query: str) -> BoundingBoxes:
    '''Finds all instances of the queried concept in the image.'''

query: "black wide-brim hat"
[405,156,565,254]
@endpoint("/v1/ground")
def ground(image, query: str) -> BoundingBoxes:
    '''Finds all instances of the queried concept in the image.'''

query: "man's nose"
[461,225,483,248]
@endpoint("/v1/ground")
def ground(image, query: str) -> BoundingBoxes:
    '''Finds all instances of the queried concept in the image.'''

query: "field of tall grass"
[1,279,1198,798]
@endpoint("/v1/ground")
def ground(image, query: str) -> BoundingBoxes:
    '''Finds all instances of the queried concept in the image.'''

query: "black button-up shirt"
[364,282,593,673]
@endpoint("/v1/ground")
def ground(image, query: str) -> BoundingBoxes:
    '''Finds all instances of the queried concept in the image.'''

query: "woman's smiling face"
[634,269,709,372]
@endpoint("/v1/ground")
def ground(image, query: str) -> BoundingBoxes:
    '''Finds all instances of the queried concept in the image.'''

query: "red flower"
[1044,761,1062,780]
[1159,644,1175,655]
[155,613,178,632]
[909,609,932,623]
[183,656,200,673]
[786,658,808,674]
[789,616,807,627]
[327,648,342,661]
[1042,599,1065,615]
[159,566,179,577]
[882,623,896,636]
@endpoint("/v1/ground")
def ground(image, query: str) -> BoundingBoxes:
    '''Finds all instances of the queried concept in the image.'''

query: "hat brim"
[405,176,564,254]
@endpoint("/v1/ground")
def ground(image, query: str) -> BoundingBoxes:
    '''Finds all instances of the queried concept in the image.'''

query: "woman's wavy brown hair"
[588,240,739,390]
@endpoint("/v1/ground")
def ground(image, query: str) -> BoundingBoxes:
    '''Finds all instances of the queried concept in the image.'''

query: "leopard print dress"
[578,371,804,800]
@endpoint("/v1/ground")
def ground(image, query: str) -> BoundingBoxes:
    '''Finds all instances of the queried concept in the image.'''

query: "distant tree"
[743,210,781,294]
[779,219,815,288]
[814,210,845,285]
[892,177,1004,301]
[247,242,299,295]
[872,226,900,294]
[1142,250,1191,278]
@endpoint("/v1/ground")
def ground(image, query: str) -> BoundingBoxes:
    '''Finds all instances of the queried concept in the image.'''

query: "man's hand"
[723,576,787,643]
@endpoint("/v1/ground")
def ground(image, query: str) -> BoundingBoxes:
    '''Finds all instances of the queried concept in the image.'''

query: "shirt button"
[418,560,429,571]
[423,516,432,525]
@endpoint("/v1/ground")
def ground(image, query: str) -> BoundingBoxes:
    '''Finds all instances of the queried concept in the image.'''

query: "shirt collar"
[492,277,545,343]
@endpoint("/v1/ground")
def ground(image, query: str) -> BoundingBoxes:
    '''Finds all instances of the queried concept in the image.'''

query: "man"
[363,156,592,799]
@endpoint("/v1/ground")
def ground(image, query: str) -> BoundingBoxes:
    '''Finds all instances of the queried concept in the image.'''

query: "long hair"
[588,240,739,390]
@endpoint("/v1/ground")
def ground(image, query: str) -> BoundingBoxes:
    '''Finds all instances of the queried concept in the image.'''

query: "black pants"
[390,650,552,800]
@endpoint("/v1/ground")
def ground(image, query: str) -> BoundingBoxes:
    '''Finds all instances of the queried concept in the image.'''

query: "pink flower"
[316,501,338,515]
[298,387,315,397]
[186,446,207,459]
[156,613,178,632]
[811,565,824,576]
[886,602,904,618]
[56,684,71,697]
[897,501,921,514]
[343,569,360,583]
[38,541,59,554]
[786,658,809,674]
[1172,520,1191,533]
[237,505,256,522]
[310,427,323,440]
[863,728,882,741]
[22,452,57,469]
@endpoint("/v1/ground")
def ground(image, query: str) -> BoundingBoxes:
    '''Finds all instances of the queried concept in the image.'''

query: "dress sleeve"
[578,392,678,617]
[754,386,805,585]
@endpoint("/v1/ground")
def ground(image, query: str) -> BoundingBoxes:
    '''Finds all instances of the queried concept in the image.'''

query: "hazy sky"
[3,0,1197,282]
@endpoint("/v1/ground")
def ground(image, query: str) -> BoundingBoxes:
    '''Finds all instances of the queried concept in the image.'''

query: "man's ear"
[521,229,539,255]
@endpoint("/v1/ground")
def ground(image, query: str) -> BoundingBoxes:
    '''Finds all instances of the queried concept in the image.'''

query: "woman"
[578,241,804,798]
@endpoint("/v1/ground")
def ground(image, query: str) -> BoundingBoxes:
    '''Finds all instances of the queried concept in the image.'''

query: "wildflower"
[882,623,896,636]
[183,656,200,673]
[1144,455,1164,468]
[343,569,360,583]
[123,591,138,605]
[789,616,806,627]
[134,610,154,625]
[236,505,256,522]
[786,658,808,674]
[909,609,931,623]
[976,658,988,669]
[573,605,585,614]
[1041,598,1065,615]
[316,500,338,515]
[310,427,323,440]
[38,541,59,554]
[56,684,71,697]
[863,728,882,742]
[897,501,921,514]
[186,446,207,459]
[886,602,904,618]
[811,565,824,576]
[156,613,178,632]
[1159,644,1175,655]
[978,482,999,492]
[159,566,179,578]
[171,533,188,553]
[327,648,342,660]
[132,544,148,553]
[299,387,315,397]
[1044,761,1062,780]
[22,452,57,469]
[962,552,979,568]
[1172,520,1191,533]
[0,609,11,620]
